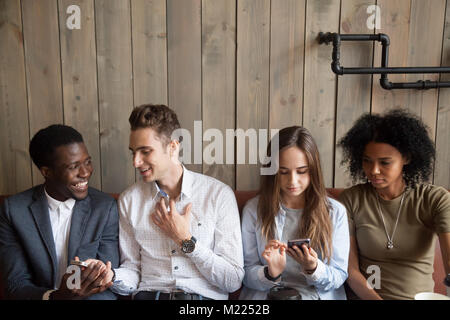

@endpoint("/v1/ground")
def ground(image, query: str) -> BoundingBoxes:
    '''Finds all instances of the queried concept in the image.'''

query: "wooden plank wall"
[1,0,449,195]
[59,0,101,189]
[436,0,450,188]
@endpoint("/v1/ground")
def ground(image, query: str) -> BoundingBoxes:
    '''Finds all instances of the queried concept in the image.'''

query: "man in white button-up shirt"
[108,104,244,300]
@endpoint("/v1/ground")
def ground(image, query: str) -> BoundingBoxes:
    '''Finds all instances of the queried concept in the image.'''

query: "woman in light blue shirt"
[239,126,349,300]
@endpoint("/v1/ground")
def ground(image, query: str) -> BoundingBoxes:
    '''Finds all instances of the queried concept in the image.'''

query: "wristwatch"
[181,236,197,254]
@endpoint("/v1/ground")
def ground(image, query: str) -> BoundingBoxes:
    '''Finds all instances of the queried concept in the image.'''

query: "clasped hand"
[151,197,192,246]
[53,257,114,300]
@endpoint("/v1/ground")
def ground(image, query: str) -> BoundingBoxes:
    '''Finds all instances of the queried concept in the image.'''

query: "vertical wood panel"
[22,0,64,186]
[58,0,101,189]
[202,0,236,188]
[131,0,167,106]
[334,0,375,188]
[303,0,341,187]
[167,0,202,173]
[236,0,270,190]
[269,0,305,130]
[403,0,445,140]
[435,0,450,188]
[0,0,32,194]
[1,1,450,193]
[95,0,134,193]
[131,0,168,183]
[371,0,411,114]
[372,0,445,184]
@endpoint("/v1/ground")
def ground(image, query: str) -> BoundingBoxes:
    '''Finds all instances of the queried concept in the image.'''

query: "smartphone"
[70,260,89,268]
[159,195,170,212]
[288,238,311,249]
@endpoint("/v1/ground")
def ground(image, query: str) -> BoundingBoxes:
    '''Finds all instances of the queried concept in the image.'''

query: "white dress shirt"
[42,189,76,299]
[112,166,244,300]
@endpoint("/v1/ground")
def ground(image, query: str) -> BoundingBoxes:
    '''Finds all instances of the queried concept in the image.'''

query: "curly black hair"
[29,124,84,169]
[338,109,436,187]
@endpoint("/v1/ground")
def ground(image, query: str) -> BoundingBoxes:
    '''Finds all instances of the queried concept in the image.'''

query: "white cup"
[414,292,450,300]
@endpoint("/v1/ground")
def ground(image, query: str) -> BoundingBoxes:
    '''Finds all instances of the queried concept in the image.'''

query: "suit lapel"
[29,186,58,284]
[67,195,91,263]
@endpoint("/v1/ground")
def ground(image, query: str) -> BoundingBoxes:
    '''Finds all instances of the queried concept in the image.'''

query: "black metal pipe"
[382,79,450,90]
[318,32,450,90]
[339,66,450,74]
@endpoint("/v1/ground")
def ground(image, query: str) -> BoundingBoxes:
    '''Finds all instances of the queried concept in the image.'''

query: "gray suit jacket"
[0,185,119,300]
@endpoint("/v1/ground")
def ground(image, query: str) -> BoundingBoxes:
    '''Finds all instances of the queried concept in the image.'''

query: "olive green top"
[339,183,450,300]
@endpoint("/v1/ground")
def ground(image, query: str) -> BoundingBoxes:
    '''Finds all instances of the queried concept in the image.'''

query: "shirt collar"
[152,165,193,201]
[44,188,76,212]
[179,165,193,199]
[278,203,287,216]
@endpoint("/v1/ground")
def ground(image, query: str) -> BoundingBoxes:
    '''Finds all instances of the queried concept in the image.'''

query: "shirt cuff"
[258,265,281,287]
[42,289,56,300]
[302,259,326,282]
[111,268,137,296]
[185,239,206,259]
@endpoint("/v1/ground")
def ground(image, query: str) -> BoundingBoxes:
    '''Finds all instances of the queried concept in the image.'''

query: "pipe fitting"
[380,77,393,90]
[378,33,390,46]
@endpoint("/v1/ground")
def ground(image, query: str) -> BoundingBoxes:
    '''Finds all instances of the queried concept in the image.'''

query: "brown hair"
[258,126,333,262]
[128,104,181,146]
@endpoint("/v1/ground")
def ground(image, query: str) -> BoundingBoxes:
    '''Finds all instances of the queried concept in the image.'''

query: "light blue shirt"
[239,195,350,300]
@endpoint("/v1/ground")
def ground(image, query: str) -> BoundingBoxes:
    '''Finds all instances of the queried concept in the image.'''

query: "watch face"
[182,239,195,253]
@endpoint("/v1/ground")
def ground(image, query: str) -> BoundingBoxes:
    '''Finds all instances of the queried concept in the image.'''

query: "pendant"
[387,241,394,249]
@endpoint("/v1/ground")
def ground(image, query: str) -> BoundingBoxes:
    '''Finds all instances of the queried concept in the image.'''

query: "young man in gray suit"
[0,125,119,300]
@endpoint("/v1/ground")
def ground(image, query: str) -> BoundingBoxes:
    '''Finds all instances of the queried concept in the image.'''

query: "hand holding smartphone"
[287,238,310,249]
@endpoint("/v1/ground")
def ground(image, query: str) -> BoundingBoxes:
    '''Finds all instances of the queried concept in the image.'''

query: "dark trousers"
[134,290,212,300]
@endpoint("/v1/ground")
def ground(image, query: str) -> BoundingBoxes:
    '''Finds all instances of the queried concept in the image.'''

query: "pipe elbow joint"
[318,32,329,44]
[378,33,390,46]
[380,77,393,90]
[318,32,337,45]
[331,62,343,75]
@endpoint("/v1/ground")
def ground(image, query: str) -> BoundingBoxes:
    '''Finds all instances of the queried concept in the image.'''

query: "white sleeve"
[110,195,141,296]
[185,186,244,293]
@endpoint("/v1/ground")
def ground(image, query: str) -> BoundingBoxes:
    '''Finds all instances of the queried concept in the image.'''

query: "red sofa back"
[0,189,447,299]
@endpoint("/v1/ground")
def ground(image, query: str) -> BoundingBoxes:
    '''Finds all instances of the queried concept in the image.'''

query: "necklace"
[375,189,406,250]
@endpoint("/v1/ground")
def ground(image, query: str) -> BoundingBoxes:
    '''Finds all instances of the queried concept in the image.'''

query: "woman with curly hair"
[338,109,450,300]
[240,126,349,300]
